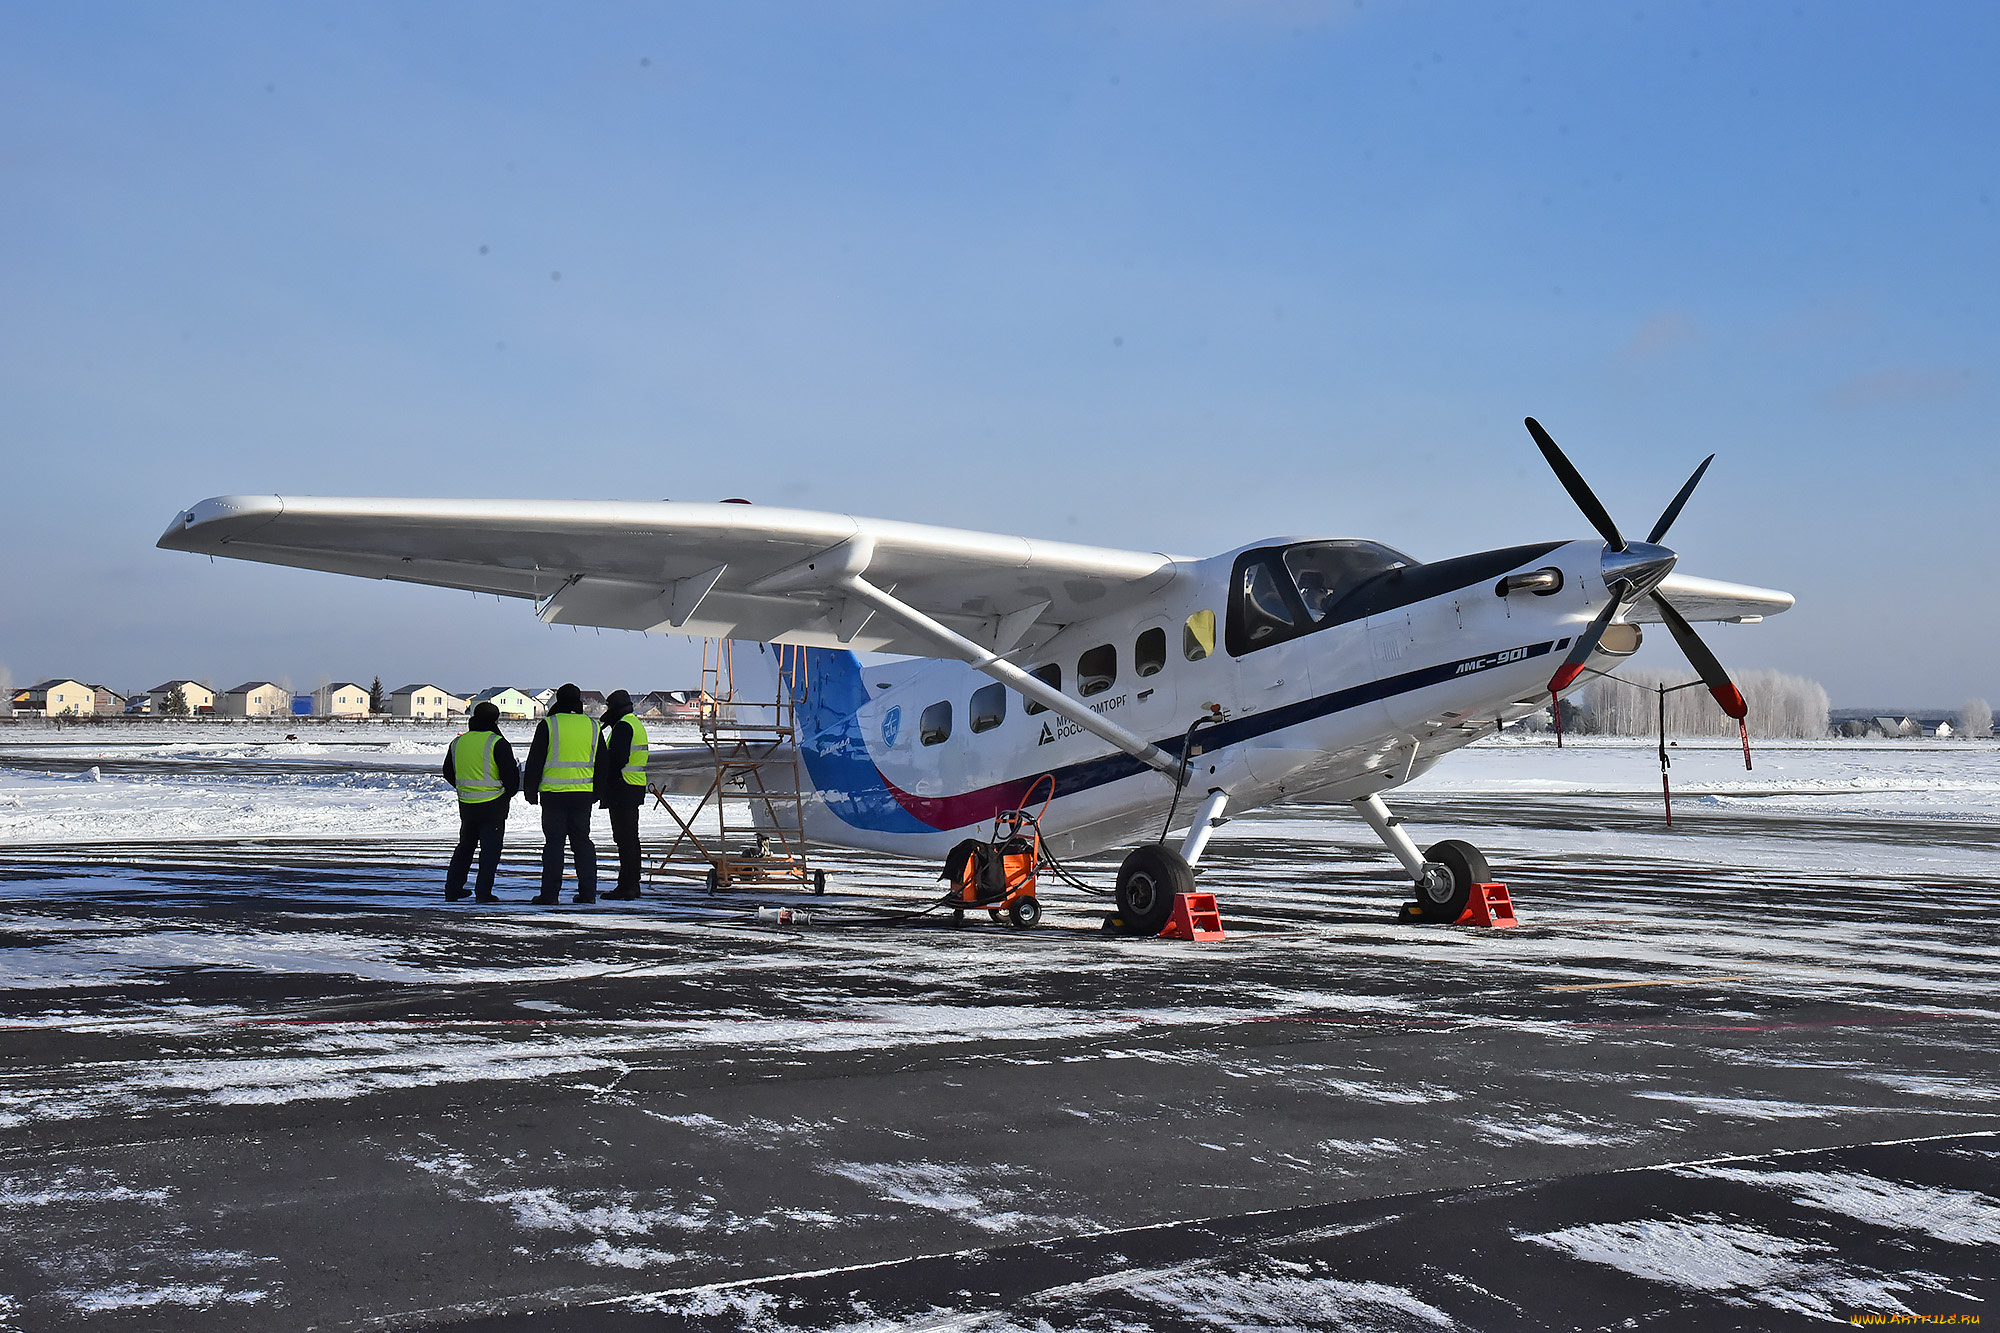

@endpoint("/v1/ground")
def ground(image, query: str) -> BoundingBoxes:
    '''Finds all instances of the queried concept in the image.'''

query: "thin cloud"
[1622,311,1700,361]
[1826,368,1976,407]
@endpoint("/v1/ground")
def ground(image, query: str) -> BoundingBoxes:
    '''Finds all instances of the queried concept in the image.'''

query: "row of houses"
[7,679,707,721]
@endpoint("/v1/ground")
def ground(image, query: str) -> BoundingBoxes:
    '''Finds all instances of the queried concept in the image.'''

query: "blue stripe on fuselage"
[781,645,931,834]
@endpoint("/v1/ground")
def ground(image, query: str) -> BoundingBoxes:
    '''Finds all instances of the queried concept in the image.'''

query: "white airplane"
[159,419,1791,932]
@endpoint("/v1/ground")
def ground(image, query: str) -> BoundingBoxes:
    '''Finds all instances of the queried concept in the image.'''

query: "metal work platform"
[648,640,823,894]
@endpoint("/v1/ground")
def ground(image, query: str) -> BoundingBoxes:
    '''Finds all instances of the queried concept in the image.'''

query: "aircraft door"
[1227,551,1318,711]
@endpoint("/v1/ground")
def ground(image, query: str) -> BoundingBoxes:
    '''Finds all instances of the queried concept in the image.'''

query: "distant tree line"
[1576,668,1831,739]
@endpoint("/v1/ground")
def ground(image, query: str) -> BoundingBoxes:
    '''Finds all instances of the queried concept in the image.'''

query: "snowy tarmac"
[0,727,1996,1329]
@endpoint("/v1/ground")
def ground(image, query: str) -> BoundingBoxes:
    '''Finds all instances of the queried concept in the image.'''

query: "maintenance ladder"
[648,640,820,893]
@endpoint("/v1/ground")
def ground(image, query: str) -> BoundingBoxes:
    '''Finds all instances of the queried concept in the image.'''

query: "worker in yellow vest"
[596,689,650,900]
[523,683,599,904]
[440,700,519,902]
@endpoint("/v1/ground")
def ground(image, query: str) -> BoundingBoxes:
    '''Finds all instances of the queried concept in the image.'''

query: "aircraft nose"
[1602,541,1677,598]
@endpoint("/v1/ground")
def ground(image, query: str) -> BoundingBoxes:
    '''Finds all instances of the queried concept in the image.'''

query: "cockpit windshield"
[1281,541,1413,623]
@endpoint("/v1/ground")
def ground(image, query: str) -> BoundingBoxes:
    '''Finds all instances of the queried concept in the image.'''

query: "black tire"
[813,868,826,896]
[705,865,719,895]
[951,909,965,929]
[1008,897,1042,929]
[1115,845,1193,936]
[988,909,1001,922]
[1418,839,1489,921]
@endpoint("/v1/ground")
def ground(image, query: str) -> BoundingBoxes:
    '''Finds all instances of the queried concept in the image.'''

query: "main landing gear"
[1349,792,1489,922]
[1111,788,1229,936]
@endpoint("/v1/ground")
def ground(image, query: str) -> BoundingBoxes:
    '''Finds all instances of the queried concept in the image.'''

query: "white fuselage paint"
[770,538,1615,863]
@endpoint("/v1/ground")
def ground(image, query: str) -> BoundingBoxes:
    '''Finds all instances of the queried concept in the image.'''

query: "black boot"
[603,888,639,901]
[530,893,560,905]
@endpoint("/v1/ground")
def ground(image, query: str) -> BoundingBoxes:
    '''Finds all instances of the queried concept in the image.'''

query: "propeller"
[1646,454,1714,547]
[1526,417,1625,552]
[1528,418,1751,768]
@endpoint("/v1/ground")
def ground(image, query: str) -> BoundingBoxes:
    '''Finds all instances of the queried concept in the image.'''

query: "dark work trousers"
[606,800,643,896]
[538,792,597,898]
[446,801,507,898]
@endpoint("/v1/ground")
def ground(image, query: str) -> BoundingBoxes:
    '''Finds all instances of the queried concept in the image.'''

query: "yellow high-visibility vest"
[540,713,598,792]
[619,717,650,787]
[451,732,504,804]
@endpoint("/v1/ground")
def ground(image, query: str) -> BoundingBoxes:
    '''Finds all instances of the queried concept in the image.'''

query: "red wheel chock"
[1454,882,1519,929]
[1160,892,1227,941]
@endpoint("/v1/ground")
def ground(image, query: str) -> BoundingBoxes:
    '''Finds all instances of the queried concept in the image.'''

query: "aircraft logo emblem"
[881,706,901,747]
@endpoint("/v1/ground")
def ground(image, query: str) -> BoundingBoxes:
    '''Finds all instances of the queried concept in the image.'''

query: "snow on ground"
[0,720,701,844]
[0,728,1993,847]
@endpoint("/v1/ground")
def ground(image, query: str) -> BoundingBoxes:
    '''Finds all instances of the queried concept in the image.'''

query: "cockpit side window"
[1228,541,1420,655]
[1227,553,1303,656]
[1281,541,1413,625]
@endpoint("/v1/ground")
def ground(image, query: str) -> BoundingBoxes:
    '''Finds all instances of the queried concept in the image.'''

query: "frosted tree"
[1961,697,1994,740]
[1579,668,1829,739]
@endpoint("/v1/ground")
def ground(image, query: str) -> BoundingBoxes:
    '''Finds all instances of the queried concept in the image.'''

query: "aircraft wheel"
[813,869,826,896]
[1418,840,1488,922]
[705,866,719,895]
[1115,845,1192,936]
[1008,897,1042,929]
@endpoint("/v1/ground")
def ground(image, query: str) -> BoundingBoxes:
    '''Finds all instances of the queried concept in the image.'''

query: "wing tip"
[156,495,285,551]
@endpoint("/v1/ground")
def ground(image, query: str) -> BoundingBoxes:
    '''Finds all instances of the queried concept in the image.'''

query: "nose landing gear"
[1350,792,1490,922]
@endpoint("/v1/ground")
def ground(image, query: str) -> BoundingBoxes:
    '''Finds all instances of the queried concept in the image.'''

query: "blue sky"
[2,2,1993,704]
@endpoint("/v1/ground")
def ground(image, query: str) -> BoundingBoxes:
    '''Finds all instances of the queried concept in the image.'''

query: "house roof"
[147,680,208,694]
[25,679,88,693]
[470,686,531,702]
[224,681,285,694]
[391,684,458,696]
[320,682,364,693]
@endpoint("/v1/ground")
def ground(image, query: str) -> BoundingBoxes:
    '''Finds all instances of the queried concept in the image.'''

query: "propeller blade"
[1548,596,1623,695]
[1526,416,1626,552]
[1650,592,1747,719]
[1646,453,1715,546]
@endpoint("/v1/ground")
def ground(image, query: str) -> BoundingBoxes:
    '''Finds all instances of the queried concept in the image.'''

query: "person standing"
[442,701,519,902]
[596,689,649,900]
[524,683,598,904]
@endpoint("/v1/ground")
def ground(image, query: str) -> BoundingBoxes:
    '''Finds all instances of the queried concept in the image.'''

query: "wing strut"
[838,575,1183,780]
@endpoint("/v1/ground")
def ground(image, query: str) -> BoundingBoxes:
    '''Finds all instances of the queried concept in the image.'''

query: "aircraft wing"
[157,496,1180,657]
[1627,573,1795,624]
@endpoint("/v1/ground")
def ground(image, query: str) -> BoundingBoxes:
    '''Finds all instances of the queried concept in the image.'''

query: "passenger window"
[1242,560,1297,643]
[920,701,952,746]
[1135,627,1167,678]
[970,683,1006,734]
[1022,663,1061,715]
[1183,610,1215,661]
[1078,644,1117,697]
